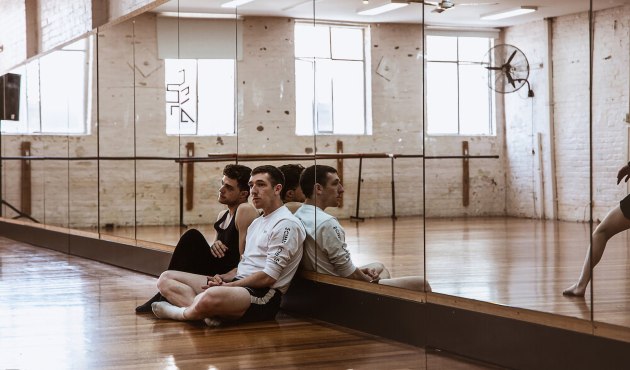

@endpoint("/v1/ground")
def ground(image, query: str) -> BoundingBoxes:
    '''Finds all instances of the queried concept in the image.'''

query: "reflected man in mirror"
[294,165,431,292]
[279,163,306,213]
[136,164,259,312]
[152,165,306,325]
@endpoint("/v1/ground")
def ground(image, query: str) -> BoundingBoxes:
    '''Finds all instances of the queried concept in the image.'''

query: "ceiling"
[153,0,629,28]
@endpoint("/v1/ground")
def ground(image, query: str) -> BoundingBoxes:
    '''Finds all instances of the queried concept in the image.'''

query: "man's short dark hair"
[223,164,252,196]
[251,165,285,187]
[278,164,305,200]
[299,165,337,199]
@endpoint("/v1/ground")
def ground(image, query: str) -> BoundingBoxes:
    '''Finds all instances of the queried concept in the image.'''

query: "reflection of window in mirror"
[164,59,235,136]
[426,34,495,136]
[294,22,372,136]
[2,37,92,135]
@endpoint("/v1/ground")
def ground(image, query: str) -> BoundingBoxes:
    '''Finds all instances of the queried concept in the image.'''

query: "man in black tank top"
[136,164,259,313]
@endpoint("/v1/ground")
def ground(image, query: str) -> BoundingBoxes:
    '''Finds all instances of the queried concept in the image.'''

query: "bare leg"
[156,270,208,307]
[360,262,391,279]
[379,276,432,292]
[153,286,251,322]
[563,205,630,296]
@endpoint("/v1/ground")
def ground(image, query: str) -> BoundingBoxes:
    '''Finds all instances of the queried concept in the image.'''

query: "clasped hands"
[202,274,225,290]
[361,267,381,283]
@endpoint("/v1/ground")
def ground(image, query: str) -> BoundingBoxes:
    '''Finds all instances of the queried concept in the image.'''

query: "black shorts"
[236,287,282,323]
[620,194,630,220]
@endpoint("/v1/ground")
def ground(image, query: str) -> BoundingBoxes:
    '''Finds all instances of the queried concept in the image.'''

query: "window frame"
[1,37,93,136]
[164,58,236,137]
[294,21,372,136]
[425,31,498,136]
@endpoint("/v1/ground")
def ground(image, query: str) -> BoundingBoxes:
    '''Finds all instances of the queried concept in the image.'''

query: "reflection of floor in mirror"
[0,237,500,370]
[90,216,630,328]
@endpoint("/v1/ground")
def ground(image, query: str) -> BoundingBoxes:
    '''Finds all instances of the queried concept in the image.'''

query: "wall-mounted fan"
[483,44,534,97]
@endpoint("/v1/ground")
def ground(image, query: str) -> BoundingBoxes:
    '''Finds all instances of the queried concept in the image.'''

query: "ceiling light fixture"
[158,12,241,19]
[363,0,370,4]
[221,0,255,8]
[358,2,408,16]
[480,6,537,21]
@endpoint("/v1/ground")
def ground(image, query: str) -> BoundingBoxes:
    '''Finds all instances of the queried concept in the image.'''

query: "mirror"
[2,0,630,334]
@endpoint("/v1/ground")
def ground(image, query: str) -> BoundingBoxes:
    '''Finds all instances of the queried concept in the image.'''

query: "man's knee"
[157,270,177,291]
[179,228,205,244]
[195,290,224,313]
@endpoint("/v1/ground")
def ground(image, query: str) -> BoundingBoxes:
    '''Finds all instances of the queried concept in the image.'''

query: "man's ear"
[239,190,249,201]
[274,183,283,195]
[314,183,323,194]
[285,189,295,201]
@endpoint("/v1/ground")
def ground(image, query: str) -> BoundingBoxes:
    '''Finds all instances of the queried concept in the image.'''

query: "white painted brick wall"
[0,5,628,227]
[39,0,92,52]
[0,0,27,72]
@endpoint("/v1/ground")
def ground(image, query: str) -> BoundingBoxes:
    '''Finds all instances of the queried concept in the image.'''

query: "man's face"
[218,175,242,206]
[249,172,281,211]
[320,172,344,208]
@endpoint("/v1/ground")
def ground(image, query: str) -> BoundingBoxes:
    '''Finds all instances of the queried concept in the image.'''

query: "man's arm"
[235,203,260,256]
[224,271,276,289]
[318,220,357,278]
[210,210,230,258]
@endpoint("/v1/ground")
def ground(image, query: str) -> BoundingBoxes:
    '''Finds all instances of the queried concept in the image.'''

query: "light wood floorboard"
[0,236,498,370]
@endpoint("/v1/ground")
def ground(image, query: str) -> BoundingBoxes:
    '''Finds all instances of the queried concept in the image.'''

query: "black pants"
[168,229,238,276]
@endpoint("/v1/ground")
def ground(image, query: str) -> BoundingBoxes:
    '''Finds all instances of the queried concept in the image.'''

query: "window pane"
[315,60,333,133]
[332,60,365,134]
[197,59,235,135]
[25,61,41,134]
[426,62,458,134]
[295,59,315,135]
[426,35,457,61]
[165,59,197,135]
[459,37,492,63]
[294,24,330,58]
[331,27,363,60]
[39,50,87,134]
[459,64,491,135]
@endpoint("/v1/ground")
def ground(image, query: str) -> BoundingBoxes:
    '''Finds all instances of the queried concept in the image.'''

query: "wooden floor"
[91,216,630,329]
[0,236,498,370]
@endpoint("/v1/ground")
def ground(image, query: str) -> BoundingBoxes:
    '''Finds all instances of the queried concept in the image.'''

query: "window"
[426,34,495,135]
[2,37,92,135]
[165,59,235,136]
[294,22,372,135]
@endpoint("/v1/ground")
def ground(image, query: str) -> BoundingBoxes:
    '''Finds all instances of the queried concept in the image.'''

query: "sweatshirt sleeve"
[263,219,303,280]
[318,219,356,277]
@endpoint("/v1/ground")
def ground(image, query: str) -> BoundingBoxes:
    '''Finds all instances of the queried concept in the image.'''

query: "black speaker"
[0,73,21,121]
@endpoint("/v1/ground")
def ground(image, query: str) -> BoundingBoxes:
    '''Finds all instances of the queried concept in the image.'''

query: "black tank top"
[213,210,240,268]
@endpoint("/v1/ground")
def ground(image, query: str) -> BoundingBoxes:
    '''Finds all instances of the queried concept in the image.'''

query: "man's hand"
[210,240,228,258]
[202,274,224,290]
[361,267,380,283]
[617,164,630,185]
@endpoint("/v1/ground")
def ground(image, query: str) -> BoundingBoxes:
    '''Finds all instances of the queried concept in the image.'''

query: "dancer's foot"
[152,301,186,320]
[562,283,586,297]
[135,292,164,313]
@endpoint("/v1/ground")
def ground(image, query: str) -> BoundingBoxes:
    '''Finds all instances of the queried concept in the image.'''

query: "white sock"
[204,317,222,327]
[152,301,186,320]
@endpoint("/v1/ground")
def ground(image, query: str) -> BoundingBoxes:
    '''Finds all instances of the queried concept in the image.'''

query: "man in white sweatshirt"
[152,165,306,325]
[295,164,430,292]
